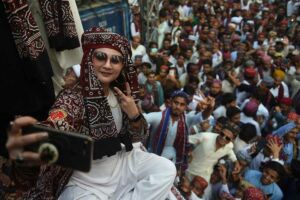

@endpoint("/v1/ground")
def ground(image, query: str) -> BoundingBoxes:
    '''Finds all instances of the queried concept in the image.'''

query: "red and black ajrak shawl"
[2,0,80,53]
[19,27,145,199]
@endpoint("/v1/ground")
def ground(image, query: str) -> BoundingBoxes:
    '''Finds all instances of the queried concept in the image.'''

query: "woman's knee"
[156,156,177,179]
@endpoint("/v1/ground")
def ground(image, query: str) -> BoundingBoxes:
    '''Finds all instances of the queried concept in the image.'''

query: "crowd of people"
[128,0,300,199]
[2,0,300,200]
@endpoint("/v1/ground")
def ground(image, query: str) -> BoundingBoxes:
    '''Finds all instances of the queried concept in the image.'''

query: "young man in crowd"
[144,90,215,171]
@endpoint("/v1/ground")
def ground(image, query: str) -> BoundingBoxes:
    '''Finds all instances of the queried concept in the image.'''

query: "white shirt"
[270,82,290,98]
[234,136,248,153]
[250,152,284,170]
[252,40,269,50]
[171,26,182,45]
[182,5,193,19]
[236,80,250,106]
[131,44,146,60]
[222,80,235,93]
[144,111,203,162]
[240,0,252,10]
[158,20,171,49]
[190,191,203,200]
[173,64,186,78]
[142,54,157,72]
[212,51,223,68]
[187,132,237,182]
[169,55,177,66]
[137,72,147,85]
[130,22,140,37]
[190,51,200,64]
[213,105,226,119]
[287,1,300,16]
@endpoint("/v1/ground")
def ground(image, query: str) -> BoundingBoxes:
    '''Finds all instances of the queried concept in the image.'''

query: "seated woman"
[6,27,176,200]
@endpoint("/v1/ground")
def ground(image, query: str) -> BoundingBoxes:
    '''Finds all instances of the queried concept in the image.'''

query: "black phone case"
[23,125,94,172]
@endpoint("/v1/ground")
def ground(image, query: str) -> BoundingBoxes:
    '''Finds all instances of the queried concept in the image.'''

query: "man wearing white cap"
[62,64,81,89]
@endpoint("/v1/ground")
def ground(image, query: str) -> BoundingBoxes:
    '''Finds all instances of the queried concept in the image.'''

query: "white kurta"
[270,82,290,98]
[144,111,203,162]
[186,132,237,182]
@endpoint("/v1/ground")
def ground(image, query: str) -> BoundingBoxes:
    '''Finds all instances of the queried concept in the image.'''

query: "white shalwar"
[58,90,176,200]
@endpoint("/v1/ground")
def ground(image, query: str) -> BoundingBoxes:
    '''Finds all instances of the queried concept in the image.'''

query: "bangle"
[129,113,142,122]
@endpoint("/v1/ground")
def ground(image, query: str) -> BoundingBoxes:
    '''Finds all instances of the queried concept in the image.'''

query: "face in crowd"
[216,128,235,147]
[171,96,187,117]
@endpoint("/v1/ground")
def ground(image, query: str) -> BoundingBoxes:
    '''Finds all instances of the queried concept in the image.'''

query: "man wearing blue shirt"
[244,161,285,200]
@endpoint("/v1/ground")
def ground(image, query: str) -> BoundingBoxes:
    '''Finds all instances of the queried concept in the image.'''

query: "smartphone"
[22,124,94,172]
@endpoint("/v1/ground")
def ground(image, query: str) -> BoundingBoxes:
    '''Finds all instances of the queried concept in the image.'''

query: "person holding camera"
[6,27,176,200]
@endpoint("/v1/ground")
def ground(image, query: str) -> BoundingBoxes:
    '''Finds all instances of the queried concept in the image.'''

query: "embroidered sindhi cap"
[81,27,131,58]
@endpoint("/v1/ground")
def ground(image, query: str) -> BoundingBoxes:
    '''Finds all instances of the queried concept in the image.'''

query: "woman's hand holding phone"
[6,116,48,166]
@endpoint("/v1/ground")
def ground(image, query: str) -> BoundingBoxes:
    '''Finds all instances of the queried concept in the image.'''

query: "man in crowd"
[144,90,215,171]
[186,123,241,183]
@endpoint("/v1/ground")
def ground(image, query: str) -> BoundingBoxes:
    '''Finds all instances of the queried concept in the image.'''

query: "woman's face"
[92,48,124,87]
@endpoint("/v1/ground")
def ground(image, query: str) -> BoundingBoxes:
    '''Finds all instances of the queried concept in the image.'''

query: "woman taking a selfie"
[6,27,176,200]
